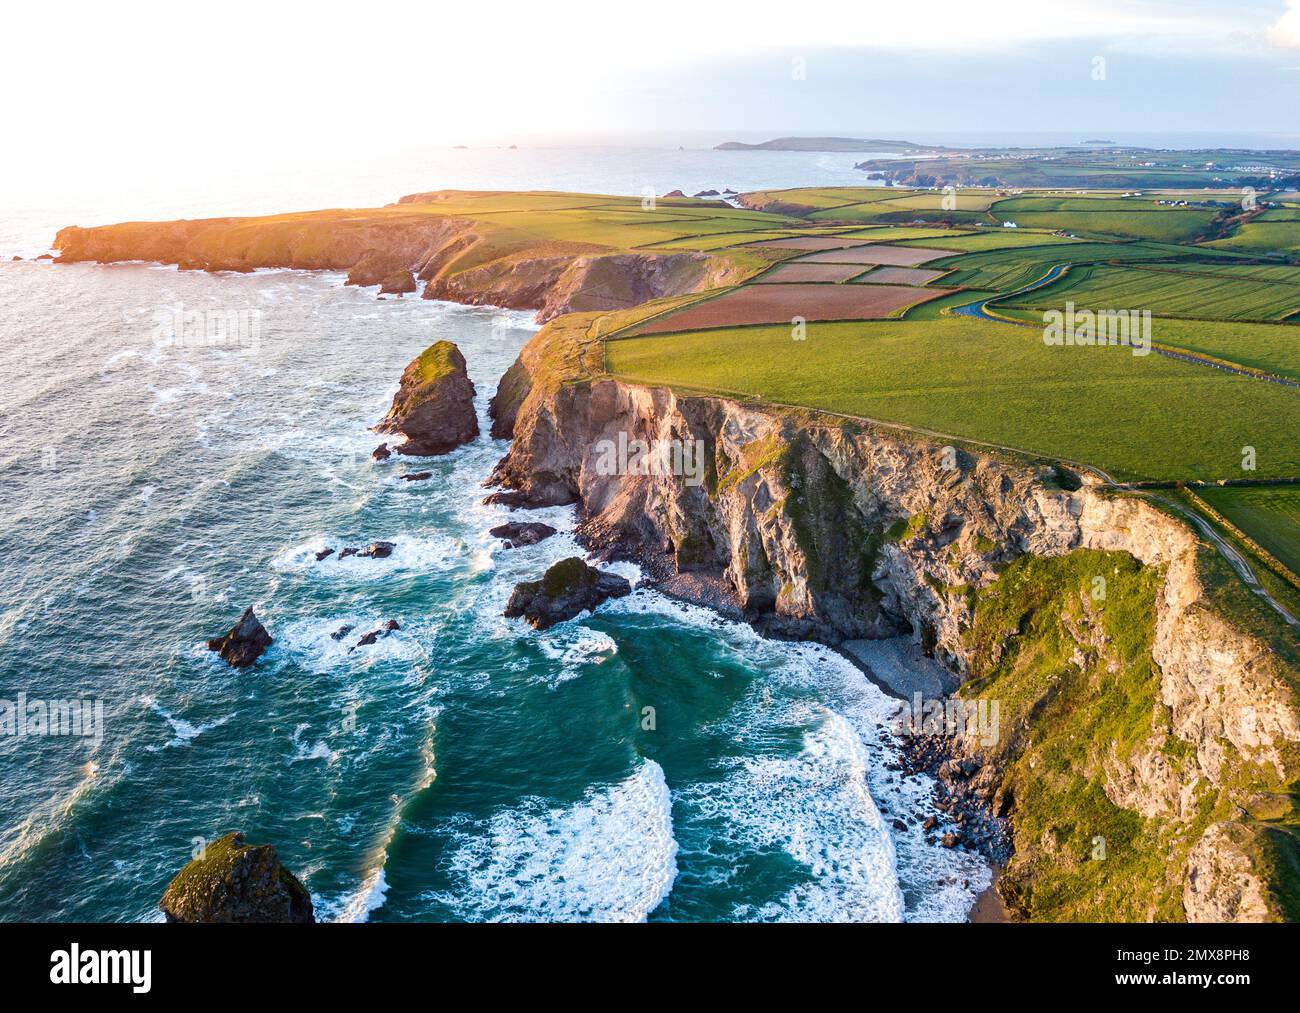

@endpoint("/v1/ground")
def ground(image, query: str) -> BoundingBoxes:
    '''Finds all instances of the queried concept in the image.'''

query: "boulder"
[372,444,392,461]
[374,340,478,456]
[490,521,557,548]
[315,548,335,561]
[379,269,417,295]
[206,608,272,668]
[159,832,314,924]
[346,249,409,288]
[483,488,575,509]
[503,557,631,630]
[357,541,395,559]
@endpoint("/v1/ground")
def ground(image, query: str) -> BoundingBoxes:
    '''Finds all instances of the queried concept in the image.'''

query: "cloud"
[1268,0,1300,46]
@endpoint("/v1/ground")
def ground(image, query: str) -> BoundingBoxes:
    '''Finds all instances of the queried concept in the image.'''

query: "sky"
[4,0,1300,197]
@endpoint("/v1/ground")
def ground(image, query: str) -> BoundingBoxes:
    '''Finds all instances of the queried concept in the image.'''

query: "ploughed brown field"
[795,244,957,265]
[623,283,947,335]
[747,235,873,250]
[753,262,867,283]
[855,266,949,285]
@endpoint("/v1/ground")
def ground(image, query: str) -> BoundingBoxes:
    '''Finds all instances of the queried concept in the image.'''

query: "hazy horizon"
[6,0,1300,202]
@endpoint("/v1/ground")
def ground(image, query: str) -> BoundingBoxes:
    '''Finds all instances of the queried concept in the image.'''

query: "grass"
[895,231,1081,253]
[902,288,1000,319]
[924,240,1244,290]
[604,316,1300,482]
[1205,219,1300,255]
[989,308,1300,380]
[1196,485,1300,577]
[1002,262,1300,322]
[959,550,1204,921]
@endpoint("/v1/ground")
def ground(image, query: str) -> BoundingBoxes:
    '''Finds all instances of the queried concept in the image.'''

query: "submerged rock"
[372,443,392,461]
[354,619,401,649]
[490,521,557,548]
[206,607,272,668]
[315,548,335,561]
[400,471,433,482]
[159,831,314,924]
[503,557,631,630]
[330,623,356,642]
[483,488,575,510]
[330,541,394,560]
[375,340,478,456]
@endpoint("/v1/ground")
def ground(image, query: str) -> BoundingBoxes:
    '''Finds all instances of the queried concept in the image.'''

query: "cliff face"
[53,211,749,323]
[488,319,1300,922]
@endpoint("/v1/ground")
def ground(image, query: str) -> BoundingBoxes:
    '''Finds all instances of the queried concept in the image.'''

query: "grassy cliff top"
[412,340,465,385]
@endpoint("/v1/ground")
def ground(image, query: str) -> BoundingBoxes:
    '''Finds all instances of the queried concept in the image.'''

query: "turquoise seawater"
[0,148,989,921]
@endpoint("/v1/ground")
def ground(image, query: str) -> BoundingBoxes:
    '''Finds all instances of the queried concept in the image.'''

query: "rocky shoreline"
[479,314,1300,922]
[90,200,1296,922]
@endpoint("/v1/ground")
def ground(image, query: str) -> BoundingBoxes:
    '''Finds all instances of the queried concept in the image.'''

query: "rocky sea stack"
[375,340,478,456]
[159,832,314,923]
[206,607,272,668]
[504,556,631,630]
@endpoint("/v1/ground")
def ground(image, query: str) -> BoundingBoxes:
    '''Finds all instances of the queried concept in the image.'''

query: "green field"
[924,241,1240,290]
[605,317,1300,482]
[1206,220,1300,255]
[1197,485,1300,576]
[991,210,1218,243]
[984,311,1300,381]
[1002,262,1300,322]
[896,231,1080,253]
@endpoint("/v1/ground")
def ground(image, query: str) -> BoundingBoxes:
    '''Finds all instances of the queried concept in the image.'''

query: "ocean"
[0,145,990,922]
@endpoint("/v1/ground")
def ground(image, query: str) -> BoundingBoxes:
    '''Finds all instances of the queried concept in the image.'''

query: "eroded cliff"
[487,314,1300,922]
[52,197,758,323]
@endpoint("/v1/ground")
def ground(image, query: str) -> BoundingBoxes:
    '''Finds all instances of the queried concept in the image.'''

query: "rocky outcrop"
[206,608,272,668]
[346,250,409,288]
[504,557,632,630]
[486,317,1300,921]
[1183,823,1272,923]
[380,269,417,295]
[375,341,478,456]
[490,521,557,547]
[159,832,314,923]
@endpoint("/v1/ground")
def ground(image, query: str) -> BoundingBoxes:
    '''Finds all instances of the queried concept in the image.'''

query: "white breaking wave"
[604,589,990,922]
[332,868,390,924]
[681,710,906,923]
[142,696,229,750]
[433,759,677,922]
